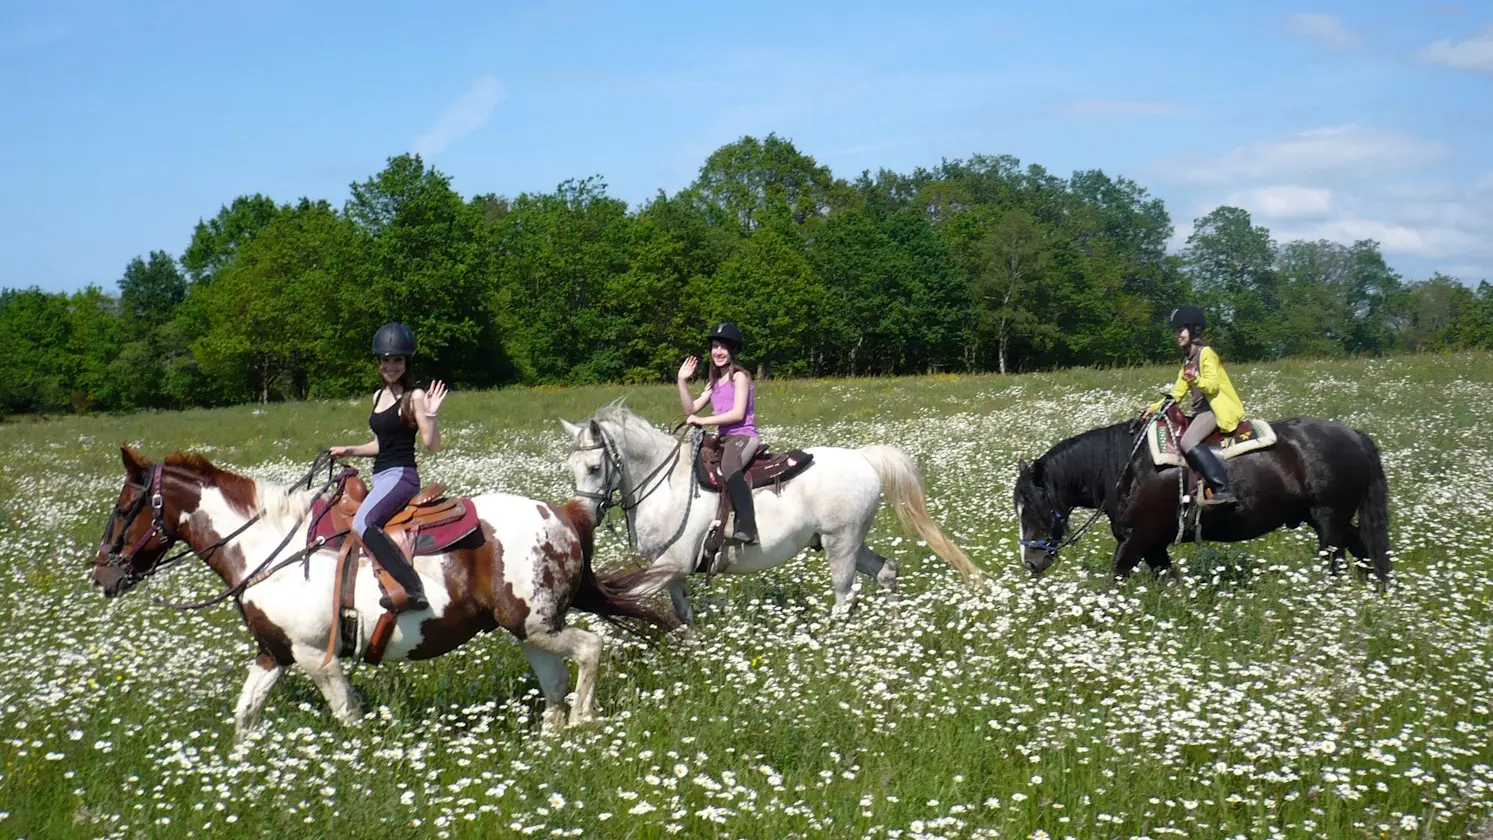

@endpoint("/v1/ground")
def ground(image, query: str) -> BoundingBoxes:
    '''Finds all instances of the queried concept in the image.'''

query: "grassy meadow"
[0,352,1490,839]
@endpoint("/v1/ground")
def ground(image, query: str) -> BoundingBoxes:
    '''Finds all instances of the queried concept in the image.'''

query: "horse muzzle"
[1021,546,1056,577]
[92,558,133,598]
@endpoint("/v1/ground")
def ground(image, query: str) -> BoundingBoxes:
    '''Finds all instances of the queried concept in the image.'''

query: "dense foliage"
[4,135,1490,415]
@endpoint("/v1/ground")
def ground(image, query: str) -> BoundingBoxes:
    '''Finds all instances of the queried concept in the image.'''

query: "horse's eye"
[587,464,600,475]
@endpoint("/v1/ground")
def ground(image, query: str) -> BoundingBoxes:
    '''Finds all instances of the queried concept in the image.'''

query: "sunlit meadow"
[1,352,1490,839]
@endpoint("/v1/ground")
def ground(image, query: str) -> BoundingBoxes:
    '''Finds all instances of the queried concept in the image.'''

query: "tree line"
[3,134,1490,417]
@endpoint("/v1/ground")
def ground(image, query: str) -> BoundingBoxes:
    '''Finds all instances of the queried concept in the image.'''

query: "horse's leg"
[667,578,696,630]
[523,625,604,731]
[1344,529,1372,579]
[1111,528,1158,580]
[855,545,898,599]
[519,641,572,736]
[1143,549,1177,580]
[820,531,861,618]
[291,644,364,727]
[233,652,285,739]
[1311,507,1351,578]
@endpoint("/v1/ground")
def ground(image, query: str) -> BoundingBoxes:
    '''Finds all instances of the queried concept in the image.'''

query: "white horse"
[561,404,980,626]
[92,447,674,739]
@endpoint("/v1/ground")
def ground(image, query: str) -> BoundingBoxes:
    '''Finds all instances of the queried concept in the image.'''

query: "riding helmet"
[372,321,417,357]
[1168,305,1206,334]
[708,322,744,352]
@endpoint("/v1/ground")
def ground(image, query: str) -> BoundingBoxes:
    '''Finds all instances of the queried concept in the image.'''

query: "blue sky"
[3,0,1490,294]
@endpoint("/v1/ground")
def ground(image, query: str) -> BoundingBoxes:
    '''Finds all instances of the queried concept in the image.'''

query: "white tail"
[858,444,982,580]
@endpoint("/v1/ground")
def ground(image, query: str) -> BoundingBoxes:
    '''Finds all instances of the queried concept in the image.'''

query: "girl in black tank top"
[370,388,418,474]
[327,322,450,611]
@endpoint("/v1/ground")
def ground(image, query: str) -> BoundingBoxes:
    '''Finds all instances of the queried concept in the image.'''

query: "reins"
[99,450,354,610]
[1019,399,1169,556]
[572,419,704,559]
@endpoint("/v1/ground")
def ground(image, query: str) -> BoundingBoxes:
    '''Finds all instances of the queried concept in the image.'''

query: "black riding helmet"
[708,322,744,352]
[1168,305,1206,335]
[372,321,417,357]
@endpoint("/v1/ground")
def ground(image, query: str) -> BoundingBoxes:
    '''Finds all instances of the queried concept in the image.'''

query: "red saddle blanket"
[694,436,815,491]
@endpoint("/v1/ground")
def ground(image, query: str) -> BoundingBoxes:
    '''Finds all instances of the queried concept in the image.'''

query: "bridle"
[1018,506,1104,556]
[96,464,182,590]
[1017,401,1167,558]
[95,451,342,606]
[571,420,702,559]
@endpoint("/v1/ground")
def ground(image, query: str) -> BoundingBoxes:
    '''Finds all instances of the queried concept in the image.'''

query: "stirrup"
[1198,490,1237,508]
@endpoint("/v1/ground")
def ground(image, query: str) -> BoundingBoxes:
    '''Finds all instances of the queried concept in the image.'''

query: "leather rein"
[97,451,350,610]
[571,420,703,559]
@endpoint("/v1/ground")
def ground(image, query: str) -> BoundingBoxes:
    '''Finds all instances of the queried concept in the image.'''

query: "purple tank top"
[710,373,758,438]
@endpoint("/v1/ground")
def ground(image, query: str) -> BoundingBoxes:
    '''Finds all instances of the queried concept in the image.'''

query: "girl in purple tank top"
[677,322,759,545]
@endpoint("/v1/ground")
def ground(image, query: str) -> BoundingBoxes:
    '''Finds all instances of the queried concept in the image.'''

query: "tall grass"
[0,351,1489,838]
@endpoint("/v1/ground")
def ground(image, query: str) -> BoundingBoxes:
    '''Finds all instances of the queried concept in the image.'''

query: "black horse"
[1013,412,1392,586]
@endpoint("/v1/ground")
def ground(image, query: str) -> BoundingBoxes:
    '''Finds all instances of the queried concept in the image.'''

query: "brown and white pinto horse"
[93,447,674,738]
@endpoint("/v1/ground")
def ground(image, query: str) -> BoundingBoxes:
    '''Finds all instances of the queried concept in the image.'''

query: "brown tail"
[554,500,680,636]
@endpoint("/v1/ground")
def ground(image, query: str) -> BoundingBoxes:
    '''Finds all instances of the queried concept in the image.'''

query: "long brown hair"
[378,359,419,428]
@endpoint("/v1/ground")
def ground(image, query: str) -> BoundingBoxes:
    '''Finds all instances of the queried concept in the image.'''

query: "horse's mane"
[1014,421,1137,514]
[586,399,673,456]
[163,450,319,526]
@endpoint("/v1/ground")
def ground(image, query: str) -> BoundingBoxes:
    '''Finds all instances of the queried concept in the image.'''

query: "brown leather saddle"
[694,436,815,491]
[1163,403,1261,448]
[306,470,482,665]
[692,436,815,574]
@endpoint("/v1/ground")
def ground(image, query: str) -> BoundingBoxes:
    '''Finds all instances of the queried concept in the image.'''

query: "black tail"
[555,500,680,637]
[1357,433,1392,585]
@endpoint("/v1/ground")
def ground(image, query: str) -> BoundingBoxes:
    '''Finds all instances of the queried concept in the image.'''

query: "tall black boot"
[1184,446,1237,508]
[725,473,758,544]
[362,526,429,611]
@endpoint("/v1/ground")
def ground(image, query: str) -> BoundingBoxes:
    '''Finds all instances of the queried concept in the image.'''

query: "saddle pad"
[1148,417,1277,468]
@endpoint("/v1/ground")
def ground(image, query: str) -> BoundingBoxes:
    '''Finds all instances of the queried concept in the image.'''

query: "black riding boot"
[725,473,759,544]
[1185,446,1238,508]
[362,526,429,611]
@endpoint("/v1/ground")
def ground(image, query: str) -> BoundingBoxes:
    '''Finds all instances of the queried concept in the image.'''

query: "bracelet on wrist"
[425,412,439,418]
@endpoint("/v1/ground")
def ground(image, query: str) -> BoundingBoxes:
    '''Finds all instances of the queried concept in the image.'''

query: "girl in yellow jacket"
[1140,305,1240,507]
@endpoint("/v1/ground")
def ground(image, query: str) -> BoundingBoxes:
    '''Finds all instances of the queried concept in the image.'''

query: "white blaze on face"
[1016,501,1025,567]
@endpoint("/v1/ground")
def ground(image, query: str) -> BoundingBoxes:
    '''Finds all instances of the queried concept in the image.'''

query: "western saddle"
[692,435,816,574]
[305,468,480,665]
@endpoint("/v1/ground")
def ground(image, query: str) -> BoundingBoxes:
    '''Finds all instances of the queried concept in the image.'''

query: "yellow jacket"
[1149,345,1244,432]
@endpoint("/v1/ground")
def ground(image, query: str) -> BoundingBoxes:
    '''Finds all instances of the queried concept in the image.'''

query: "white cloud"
[1421,24,1493,73]
[1225,185,1333,220]
[1283,13,1363,52]
[411,75,504,158]
[1155,125,1448,186]
[1058,99,1186,120]
[1273,218,1483,258]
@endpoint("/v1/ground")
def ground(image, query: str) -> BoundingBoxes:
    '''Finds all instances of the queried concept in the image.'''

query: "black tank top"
[369,388,417,474]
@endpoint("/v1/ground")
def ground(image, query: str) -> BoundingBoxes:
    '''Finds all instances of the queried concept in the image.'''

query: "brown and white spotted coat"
[94,447,669,738]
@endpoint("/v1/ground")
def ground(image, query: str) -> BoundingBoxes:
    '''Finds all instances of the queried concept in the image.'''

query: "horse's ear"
[121,445,149,483]
[560,418,582,439]
[1018,458,1030,475]
[588,418,601,438]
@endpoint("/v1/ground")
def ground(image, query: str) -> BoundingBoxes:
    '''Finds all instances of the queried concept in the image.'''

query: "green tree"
[1180,207,1281,360]
[686,134,847,233]
[346,155,507,389]
[965,210,1053,375]
[181,194,281,286]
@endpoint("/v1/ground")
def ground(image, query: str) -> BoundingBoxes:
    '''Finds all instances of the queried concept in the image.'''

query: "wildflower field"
[1,352,1490,839]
